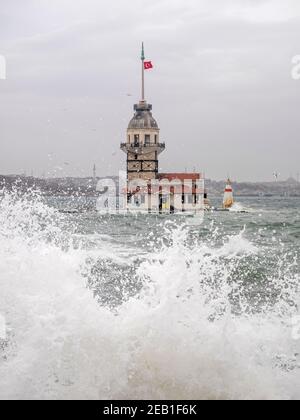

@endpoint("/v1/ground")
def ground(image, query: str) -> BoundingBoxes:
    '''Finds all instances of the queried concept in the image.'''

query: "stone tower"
[121,44,165,182]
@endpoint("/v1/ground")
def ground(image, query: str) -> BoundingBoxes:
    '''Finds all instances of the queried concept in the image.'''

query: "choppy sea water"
[0,191,299,400]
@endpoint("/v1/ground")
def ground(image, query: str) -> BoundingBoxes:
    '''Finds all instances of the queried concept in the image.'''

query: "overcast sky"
[0,0,300,181]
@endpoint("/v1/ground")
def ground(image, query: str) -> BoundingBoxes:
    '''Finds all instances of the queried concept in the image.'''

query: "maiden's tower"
[121,44,207,213]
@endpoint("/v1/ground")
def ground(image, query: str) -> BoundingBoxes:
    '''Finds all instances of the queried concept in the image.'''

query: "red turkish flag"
[144,61,153,70]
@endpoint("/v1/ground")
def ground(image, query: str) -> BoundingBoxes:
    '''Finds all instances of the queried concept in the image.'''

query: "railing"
[121,142,165,149]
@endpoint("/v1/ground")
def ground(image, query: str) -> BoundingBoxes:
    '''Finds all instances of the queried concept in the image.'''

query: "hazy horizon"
[1,172,299,186]
[1,0,300,182]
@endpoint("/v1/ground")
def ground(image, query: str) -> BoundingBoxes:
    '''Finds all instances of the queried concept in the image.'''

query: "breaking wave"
[0,191,299,400]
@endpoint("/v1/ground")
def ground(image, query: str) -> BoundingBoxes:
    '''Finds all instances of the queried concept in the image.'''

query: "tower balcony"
[120,142,165,155]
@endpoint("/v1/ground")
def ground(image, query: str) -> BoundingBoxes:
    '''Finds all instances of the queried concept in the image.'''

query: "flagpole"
[141,42,145,101]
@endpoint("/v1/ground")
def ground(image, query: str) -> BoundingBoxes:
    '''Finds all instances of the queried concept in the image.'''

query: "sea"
[0,191,299,400]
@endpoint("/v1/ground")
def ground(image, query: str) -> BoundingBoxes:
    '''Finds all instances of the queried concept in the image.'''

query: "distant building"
[120,44,207,213]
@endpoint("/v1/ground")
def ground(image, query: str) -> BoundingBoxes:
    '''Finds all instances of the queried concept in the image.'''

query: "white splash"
[0,191,299,400]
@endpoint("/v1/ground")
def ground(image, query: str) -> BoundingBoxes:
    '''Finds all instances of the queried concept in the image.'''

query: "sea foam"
[0,191,299,400]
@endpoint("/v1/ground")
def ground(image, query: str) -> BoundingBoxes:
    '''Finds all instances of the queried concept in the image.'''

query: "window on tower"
[188,195,193,204]
[134,135,139,146]
[145,135,151,146]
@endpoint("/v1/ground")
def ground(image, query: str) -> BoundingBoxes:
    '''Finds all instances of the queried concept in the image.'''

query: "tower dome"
[128,101,159,130]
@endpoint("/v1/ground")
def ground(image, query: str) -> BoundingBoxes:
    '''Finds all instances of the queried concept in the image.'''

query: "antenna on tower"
[141,42,145,102]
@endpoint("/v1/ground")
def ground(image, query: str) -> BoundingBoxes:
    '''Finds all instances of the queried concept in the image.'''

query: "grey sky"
[0,0,300,181]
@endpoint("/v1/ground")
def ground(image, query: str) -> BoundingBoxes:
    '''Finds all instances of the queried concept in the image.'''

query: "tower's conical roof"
[128,101,159,130]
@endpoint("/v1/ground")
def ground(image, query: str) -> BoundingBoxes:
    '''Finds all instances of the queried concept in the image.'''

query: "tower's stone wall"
[121,100,165,183]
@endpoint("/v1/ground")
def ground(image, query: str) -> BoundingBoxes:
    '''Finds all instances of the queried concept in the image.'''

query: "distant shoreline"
[1,175,300,198]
